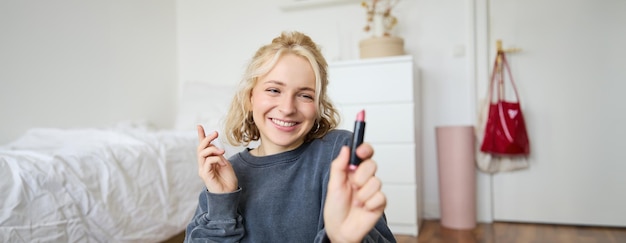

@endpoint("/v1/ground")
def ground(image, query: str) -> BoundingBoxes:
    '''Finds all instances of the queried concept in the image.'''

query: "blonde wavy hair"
[224,31,340,146]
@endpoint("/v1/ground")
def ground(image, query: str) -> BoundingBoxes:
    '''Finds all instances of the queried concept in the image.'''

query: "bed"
[0,82,241,242]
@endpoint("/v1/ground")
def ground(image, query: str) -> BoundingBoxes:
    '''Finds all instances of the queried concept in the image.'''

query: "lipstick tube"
[349,109,366,170]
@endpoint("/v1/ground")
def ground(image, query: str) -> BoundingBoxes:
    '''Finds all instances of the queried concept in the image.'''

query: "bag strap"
[489,51,522,143]
[499,51,521,102]
[486,52,499,104]
[487,51,521,104]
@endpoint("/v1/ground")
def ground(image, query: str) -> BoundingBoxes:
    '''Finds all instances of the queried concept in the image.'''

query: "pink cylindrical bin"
[436,125,477,229]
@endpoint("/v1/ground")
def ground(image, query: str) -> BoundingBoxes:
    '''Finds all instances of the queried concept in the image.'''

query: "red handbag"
[480,51,530,155]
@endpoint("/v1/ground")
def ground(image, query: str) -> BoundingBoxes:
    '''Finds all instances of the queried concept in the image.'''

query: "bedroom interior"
[2,0,625,242]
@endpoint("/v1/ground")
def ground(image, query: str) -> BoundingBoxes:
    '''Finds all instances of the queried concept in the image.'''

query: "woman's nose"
[278,96,296,114]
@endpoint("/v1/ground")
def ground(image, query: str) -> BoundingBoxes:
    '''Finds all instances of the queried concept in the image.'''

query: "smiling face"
[250,53,318,156]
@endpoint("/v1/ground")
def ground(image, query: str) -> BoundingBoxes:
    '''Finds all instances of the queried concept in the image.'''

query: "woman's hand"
[197,125,238,193]
[324,144,387,243]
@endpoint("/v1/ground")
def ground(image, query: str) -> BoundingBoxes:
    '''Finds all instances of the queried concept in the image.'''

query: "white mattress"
[0,123,206,242]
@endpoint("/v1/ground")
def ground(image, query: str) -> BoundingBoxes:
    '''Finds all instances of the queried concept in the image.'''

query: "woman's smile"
[249,53,318,155]
[270,118,298,128]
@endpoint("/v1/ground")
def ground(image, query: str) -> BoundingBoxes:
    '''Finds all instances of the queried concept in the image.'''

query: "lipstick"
[349,109,366,170]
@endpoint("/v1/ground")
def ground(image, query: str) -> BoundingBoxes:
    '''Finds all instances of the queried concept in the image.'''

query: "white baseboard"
[389,224,418,236]
[423,201,441,219]
[422,200,493,223]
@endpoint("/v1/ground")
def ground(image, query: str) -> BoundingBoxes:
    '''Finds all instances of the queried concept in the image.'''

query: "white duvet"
[0,124,205,242]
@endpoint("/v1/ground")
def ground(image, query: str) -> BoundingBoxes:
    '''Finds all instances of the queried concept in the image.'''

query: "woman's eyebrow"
[299,86,315,92]
[264,80,315,92]
[264,80,285,86]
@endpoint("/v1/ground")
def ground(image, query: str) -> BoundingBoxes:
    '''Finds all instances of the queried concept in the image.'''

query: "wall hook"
[495,39,522,71]
[496,39,522,53]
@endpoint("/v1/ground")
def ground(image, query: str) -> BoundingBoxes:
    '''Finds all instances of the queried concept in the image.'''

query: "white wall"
[177,0,475,220]
[0,0,476,222]
[3,0,619,228]
[0,0,178,144]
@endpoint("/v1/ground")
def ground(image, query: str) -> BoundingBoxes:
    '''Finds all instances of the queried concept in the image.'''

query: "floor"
[395,220,626,243]
[164,219,626,243]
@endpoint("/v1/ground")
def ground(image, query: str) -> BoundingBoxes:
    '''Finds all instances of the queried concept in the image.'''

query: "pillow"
[175,82,248,157]
[175,82,236,132]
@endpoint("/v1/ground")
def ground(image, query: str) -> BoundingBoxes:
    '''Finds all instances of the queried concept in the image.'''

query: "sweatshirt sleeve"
[361,214,398,243]
[184,188,245,243]
[313,215,397,243]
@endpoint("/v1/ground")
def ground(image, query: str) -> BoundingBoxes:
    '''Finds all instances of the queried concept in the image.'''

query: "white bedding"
[0,122,205,242]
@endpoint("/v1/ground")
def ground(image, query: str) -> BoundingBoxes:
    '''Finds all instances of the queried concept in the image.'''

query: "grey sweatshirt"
[185,129,396,243]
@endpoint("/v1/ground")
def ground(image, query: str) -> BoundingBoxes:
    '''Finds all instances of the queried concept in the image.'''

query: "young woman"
[185,31,396,243]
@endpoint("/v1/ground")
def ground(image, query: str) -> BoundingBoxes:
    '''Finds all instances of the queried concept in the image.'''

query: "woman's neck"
[251,141,304,157]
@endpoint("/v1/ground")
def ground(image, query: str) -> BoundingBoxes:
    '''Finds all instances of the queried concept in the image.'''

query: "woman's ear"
[248,87,255,107]
[245,98,252,110]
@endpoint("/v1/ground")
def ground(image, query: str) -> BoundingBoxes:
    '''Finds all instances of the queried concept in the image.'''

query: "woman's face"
[250,53,317,155]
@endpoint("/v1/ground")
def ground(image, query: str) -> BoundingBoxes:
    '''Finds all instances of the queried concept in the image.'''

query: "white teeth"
[271,118,296,127]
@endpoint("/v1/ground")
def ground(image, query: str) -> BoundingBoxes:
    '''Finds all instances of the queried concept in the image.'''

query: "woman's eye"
[266,88,280,94]
[299,93,315,101]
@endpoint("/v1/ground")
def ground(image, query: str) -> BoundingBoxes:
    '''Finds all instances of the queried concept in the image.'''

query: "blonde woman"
[185,31,395,243]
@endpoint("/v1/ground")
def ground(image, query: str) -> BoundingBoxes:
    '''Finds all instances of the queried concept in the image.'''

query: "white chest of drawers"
[328,55,422,236]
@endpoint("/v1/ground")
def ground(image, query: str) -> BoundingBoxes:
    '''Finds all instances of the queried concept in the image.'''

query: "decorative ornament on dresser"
[360,0,405,59]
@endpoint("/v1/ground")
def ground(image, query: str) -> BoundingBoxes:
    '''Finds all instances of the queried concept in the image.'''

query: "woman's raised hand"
[197,125,238,193]
[323,144,387,243]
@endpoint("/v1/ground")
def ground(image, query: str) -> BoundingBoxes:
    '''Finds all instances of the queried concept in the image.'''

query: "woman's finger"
[197,146,226,168]
[354,176,382,205]
[363,191,387,211]
[197,125,206,142]
[198,145,226,158]
[197,130,220,152]
[349,159,377,188]
[356,142,374,161]
[199,155,226,174]
[328,146,351,189]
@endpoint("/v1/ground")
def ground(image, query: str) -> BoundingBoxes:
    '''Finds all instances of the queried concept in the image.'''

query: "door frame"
[469,0,495,223]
